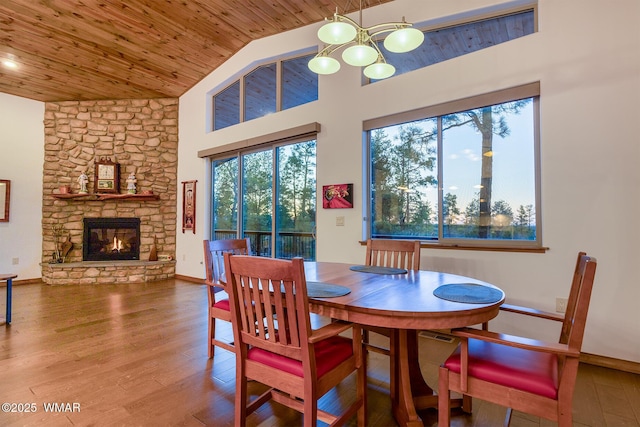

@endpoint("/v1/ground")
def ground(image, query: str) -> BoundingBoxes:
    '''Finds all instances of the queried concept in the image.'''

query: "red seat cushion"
[247,336,353,378]
[444,339,559,399]
[213,298,230,311]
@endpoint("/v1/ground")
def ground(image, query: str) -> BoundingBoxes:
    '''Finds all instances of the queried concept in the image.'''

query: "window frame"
[364,83,543,251]
[211,51,318,131]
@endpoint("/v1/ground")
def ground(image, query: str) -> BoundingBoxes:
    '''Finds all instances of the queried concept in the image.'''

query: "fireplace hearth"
[83,218,141,261]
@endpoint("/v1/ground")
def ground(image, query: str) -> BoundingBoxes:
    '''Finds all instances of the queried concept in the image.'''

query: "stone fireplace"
[83,217,141,261]
[41,98,178,285]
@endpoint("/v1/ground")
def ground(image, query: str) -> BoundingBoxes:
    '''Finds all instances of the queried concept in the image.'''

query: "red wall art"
[182,180,197,233]
[322,183,353,209]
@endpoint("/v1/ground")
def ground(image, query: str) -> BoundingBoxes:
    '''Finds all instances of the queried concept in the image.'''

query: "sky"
[378,100,536,218]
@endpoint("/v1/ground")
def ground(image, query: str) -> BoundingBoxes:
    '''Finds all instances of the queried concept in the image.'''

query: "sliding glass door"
[211,139,316,260]
[242,150,273,256]
[212,157,238,240]
[275,141,316,260]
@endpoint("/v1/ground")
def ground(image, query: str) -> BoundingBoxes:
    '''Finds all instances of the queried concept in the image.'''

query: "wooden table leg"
[390,329,465,426]
[390,329,438,427]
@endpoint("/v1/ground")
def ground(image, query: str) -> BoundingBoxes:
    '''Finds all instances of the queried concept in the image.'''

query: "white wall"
[0,92,44,280]
[178,0,640,362]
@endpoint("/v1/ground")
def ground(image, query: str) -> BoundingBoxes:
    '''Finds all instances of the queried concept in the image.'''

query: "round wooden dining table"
[303,262,505,427]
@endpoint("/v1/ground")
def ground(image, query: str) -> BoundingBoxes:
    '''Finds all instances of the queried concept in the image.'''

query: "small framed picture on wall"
[182,180,197,233]
[0,179,10,222]
[322,183,353,209]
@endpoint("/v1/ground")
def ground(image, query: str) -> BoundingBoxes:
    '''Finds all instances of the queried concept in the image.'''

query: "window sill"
[420,242,547,253]
[360,241,548,253]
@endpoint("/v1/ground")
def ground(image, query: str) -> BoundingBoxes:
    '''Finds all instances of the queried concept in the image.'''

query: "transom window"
[366,84,540,247]
[213,53,318,131]
[370,8,535,82]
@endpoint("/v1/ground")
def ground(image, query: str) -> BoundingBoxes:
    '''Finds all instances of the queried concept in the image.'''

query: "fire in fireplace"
[83,218,141,261]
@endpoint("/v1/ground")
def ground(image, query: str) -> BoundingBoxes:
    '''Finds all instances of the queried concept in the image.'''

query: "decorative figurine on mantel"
[126,171,137,194]
[77,170,89,194]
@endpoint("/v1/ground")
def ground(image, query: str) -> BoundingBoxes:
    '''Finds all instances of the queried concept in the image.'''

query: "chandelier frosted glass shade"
[317,20,357,45]
[342,43,378,66]
[383,27,425,53]
[307,55,341,75]
[364,61,395,79]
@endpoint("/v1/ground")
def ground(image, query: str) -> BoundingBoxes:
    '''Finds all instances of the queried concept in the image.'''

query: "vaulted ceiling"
[0,0,392,102]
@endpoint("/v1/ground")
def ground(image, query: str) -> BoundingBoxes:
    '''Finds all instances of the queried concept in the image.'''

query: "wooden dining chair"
[202,238,251,359]
[224,253,366,427]
[365,238,421,270]
[363,239,421,355]
[438,253,597,427]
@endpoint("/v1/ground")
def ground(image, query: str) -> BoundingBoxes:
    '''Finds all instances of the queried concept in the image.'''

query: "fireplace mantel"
[52,193,160,201]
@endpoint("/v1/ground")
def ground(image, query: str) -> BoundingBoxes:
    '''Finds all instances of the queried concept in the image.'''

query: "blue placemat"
[433,283,503,304]
[306,281,351,298]
[349,265,408,275]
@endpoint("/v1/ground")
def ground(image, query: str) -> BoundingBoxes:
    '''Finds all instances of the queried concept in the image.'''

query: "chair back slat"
[559,251,586,344]
[261,284,280,343]
[247,277,262,338]
[564,254,597,352]
[225,254,310,362]
[366,239,421,270]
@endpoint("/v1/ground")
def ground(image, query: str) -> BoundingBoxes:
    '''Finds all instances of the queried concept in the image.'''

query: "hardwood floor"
[1,279,638,426]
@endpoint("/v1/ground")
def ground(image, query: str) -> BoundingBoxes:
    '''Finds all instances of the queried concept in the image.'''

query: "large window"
[211,138,317,260]
[212,53,318,131]
[367,84,540,247]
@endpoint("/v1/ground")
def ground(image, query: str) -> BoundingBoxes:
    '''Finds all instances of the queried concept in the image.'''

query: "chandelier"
[308,2,424,80]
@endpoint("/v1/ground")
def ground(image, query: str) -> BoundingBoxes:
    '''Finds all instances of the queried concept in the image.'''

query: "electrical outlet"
[336,216,345,226]
[556,297,568,313]
[12,257,19,265]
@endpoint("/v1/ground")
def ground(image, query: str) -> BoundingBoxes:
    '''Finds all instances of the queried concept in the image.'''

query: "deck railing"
[213,230,315,260]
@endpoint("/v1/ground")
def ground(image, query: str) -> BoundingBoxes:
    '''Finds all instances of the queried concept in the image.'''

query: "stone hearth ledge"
[41,260,176,285]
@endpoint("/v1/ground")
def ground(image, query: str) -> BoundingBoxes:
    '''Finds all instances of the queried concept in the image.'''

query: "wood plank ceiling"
[0,0,392,102]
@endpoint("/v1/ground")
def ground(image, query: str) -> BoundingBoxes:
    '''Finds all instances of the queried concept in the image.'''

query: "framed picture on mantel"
[94,157,120,194]
[182,180,196,234]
